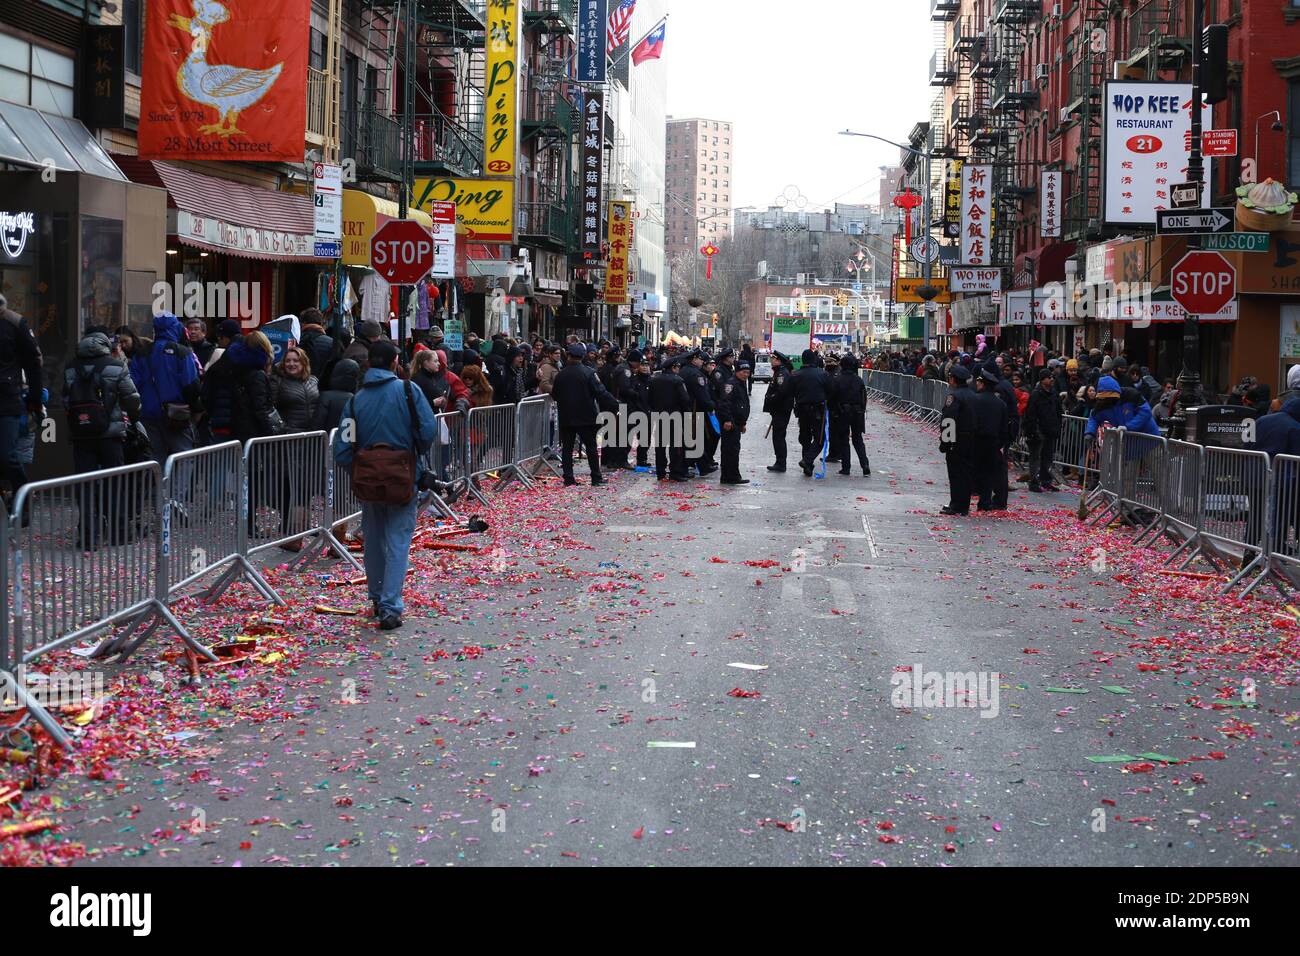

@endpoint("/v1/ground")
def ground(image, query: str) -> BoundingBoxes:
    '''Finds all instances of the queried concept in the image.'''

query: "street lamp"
[840,129,940,343]
[1252,110,1284,182]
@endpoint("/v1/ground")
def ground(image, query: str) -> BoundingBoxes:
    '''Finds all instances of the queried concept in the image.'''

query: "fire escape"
[1062,0,1123,244]
[518,1,578,251]
[987,0,1039,267]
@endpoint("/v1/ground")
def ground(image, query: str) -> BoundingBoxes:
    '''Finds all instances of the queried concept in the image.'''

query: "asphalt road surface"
[55,383,1296,866]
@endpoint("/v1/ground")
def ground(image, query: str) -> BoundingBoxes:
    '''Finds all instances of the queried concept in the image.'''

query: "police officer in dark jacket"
[987,363,1018,509]
[829,353,871,476]
[970,369,1010,511]
[717,362,752,484]
[780,349,832,477]
[649,354,691,481]
[626,350,652,468]
[679,351,717,476]
[763,351,794,472]
[607,350,640,470]
[940,365,976,515]
[1023,369,1062,492]
[0,294,42,500]
[551,343,617,486]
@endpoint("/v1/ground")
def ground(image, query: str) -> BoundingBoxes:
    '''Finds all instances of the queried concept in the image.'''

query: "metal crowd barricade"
[1085,427,1123,525]
[513,395,550,484]
[162,441,278,603]
[298,429,365,571]
[1053,415,1096,487]
[243,432,330,567]
[1264,454,1300,594]
[1199,446,1272,594]
[7,462,215,683]
[1159,439,1205,567]
[1117,430,1168,544]
[465,403,523,499]
[412,412,467,520]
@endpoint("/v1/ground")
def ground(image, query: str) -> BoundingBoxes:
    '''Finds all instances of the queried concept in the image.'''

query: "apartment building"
[664,116,734,258]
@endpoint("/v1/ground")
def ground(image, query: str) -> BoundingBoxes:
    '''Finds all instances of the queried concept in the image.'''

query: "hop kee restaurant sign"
[138,0,309,161]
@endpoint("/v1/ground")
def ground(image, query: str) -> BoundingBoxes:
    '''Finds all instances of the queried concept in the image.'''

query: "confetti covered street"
[5,388,1296,867]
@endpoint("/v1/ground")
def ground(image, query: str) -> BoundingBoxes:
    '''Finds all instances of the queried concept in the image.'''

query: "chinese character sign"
[961,164,992,267]
[1103,81,1211,226]
[605,201,633,306]
[1040,170,1062,238]
[484,0,521,178]
[80,25,124,129]
[580,91,605,254]
[944,159,963,227]
[578,0,608,84]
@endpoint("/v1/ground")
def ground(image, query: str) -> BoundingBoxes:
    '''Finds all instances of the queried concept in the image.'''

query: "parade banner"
[138,0,309,161]
[484,0,521,179]
[605,200,632,306]
[412,178,515,243]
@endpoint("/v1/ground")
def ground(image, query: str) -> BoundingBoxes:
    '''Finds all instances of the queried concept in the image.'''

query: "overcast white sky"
[664,0,934,211]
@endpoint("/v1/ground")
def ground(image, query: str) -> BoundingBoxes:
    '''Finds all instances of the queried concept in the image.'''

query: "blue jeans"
[360,498,419,617]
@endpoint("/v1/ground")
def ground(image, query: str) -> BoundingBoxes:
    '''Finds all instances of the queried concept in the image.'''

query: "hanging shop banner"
[605,200,633,306]
[484,0,521,178]
[1040,170,1062,238]
[772,315,812,368]
[1102,81,1211,226]
[949,268,1002,294]
[413,178,515,243]
[577,0,608,84]
[580,91,606,255]
[960,164,992,266]
[428,200,457,279]
[1004,289,1076,326]
[895,277,952,304]
[138,0,309,161]
[943,159,963,232]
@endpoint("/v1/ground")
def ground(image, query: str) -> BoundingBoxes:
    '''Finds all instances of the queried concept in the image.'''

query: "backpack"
[66,366,110,438]
[350,381,421,506]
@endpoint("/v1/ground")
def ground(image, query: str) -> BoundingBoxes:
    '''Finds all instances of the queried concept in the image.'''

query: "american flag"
[607,0,636,55]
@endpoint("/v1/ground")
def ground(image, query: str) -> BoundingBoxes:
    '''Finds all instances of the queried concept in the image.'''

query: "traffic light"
[1201,24,1228,105]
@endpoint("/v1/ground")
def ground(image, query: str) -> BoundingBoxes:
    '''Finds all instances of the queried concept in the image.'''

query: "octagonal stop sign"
[370,219,434,285]
[1170,250,1236,316]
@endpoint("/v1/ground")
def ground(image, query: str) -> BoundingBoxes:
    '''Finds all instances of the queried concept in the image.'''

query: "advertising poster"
[138,0,309,161]
[772,315,811,368]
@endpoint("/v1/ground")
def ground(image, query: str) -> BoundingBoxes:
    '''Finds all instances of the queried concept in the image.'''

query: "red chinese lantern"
[892,189,923,245]
[700,243,719,280]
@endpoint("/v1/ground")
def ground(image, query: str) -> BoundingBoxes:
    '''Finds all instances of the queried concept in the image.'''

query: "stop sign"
[370,219,434,285]
[1170,250,1236,316]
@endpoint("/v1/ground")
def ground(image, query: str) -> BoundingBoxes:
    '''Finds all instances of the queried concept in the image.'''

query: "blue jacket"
[131,313,201,421]
[334,369,437,476]
[1252,398,1300,458]
[1085,376,1162,437]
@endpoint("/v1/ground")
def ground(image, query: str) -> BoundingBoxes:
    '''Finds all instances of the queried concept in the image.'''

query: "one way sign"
[1157,208,1234,235]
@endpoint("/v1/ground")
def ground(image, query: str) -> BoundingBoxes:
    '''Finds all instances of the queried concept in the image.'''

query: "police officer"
[829,353,871,476]
[598,347,622,468]
[779,349,832,477]
[940,365,976,515]
[649,353,691,482]
[627,350,652,468]
[552,343,618,486]
[679,350,717,477]
[970,369,1010,511]
[717,362,752,485]
[824,353,844,464]
[985,362,1018,509]
[764,351,794,472]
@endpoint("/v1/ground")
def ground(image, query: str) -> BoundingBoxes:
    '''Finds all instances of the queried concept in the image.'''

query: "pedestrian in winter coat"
[130,312,202,463]
[270,346,320,432]
[300,309,342,384]
[1250,397,1300,458]
[312,359,361,433]
[1085,375,1161,438]
[185,318,216,368]
[1022,369,1062,492]
[460,363,494,408]
[0,294,42,501]
[343,319,386,373]
[535,347,560,395]
[333,340,437,630]
[411,349,470,416]
[207,332,281,443]
[62,328,144,544]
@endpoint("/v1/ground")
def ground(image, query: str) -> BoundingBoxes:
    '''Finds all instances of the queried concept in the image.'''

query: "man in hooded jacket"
[130,312,201,462]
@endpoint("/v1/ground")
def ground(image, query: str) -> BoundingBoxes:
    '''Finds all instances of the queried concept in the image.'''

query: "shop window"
[124,0,143,74]
[1290,79,1300,189]
[80,216,123,329]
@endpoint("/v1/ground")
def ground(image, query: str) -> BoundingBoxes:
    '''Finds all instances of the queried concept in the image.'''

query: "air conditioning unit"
[1035,64,1049,81]
[1060,107,1072,124]
[1051,3,1062,16]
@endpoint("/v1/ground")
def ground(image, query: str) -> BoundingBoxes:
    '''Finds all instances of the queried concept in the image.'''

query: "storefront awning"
[114,157,324,262]
[341,190,433,267]
[0,101,124,181]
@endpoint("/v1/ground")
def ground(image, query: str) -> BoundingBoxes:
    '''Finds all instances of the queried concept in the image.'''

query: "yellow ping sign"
[484,0,520,179]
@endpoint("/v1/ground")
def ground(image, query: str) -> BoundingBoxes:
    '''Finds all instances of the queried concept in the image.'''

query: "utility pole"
[396,0,416,360]
[1173,0,1206,427]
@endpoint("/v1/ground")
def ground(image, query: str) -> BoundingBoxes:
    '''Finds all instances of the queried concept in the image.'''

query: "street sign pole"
[1174,0,1207,425]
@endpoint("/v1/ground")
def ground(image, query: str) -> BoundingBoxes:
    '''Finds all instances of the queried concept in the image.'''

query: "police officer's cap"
[627,349,643,363]
[949,365,972,383]
[736,362,751,372]
[979,368,1000,385]
[566,343,588,359]
[717,348,735,361]
[664,354,684,370]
